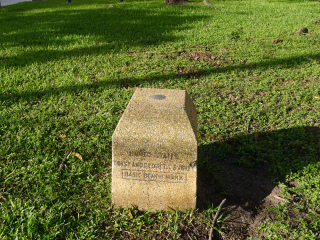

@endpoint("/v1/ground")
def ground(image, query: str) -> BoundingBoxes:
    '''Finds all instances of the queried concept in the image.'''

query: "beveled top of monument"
[129,88,186,108]
[113,88,197,144]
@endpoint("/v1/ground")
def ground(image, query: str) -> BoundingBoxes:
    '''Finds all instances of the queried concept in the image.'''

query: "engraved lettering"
[128,149,152,157]
[126,161,193,172]
[122,170,186,183]
[115,161,131,167]
[127,149,179,159]
[178,165,190,171]
[122,169,143,180]
[189,162,196,168]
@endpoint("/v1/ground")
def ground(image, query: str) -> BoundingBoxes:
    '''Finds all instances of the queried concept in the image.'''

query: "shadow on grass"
[197,126,320,209]
[196,126,319,236]
[2,52,320,104]
[270,0,316,2]
[0,1,207,67]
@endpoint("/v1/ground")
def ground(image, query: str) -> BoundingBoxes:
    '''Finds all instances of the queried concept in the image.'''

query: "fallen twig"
[246,116,252,134]
[308,208,319,216]
[57,146,73,176]
[272,195,289,202]
[208,198,226,240]
[187,232,193,240]
[190,221,200,236]
[203,0,213,6]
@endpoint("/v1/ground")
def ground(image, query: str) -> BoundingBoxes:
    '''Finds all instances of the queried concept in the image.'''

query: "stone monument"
[112,88,197,211]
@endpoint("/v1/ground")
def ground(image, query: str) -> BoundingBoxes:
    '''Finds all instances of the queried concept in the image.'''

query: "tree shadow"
[270,0,316,2]
[2,52,319,105]
[197,126,320,209]
[0,2,207,67]
[196,126,320,235]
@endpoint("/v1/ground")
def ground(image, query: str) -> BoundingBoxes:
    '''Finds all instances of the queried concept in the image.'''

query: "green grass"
[1,0,320,238]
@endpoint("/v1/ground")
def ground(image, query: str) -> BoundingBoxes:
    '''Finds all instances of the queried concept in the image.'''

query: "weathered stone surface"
[112,88,197,211]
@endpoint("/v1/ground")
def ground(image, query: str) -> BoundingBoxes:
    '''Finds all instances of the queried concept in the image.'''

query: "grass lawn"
[1,0,320,238]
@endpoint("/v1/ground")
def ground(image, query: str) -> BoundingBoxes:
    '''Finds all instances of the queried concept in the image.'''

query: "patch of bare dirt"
[183,51,218,63]
[313,19,320,24]
[164,49,225,64]
[164,49,229,78]
[271,38,284,44]
[197,156,287,239]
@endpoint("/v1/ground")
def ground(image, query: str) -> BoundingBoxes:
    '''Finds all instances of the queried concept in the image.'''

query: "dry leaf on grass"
[128,209,134,219]
[72,152,83,161]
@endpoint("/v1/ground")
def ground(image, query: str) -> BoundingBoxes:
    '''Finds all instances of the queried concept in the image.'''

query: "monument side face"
[112,88,197,211]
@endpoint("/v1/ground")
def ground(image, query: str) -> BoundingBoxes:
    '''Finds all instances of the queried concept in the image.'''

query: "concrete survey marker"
[112,88,198,211]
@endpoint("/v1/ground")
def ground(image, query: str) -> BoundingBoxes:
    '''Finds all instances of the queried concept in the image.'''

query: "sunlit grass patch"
[1,0,320,238]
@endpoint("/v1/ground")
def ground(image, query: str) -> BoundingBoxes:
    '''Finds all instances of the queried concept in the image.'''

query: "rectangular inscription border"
[122,169,187,184]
